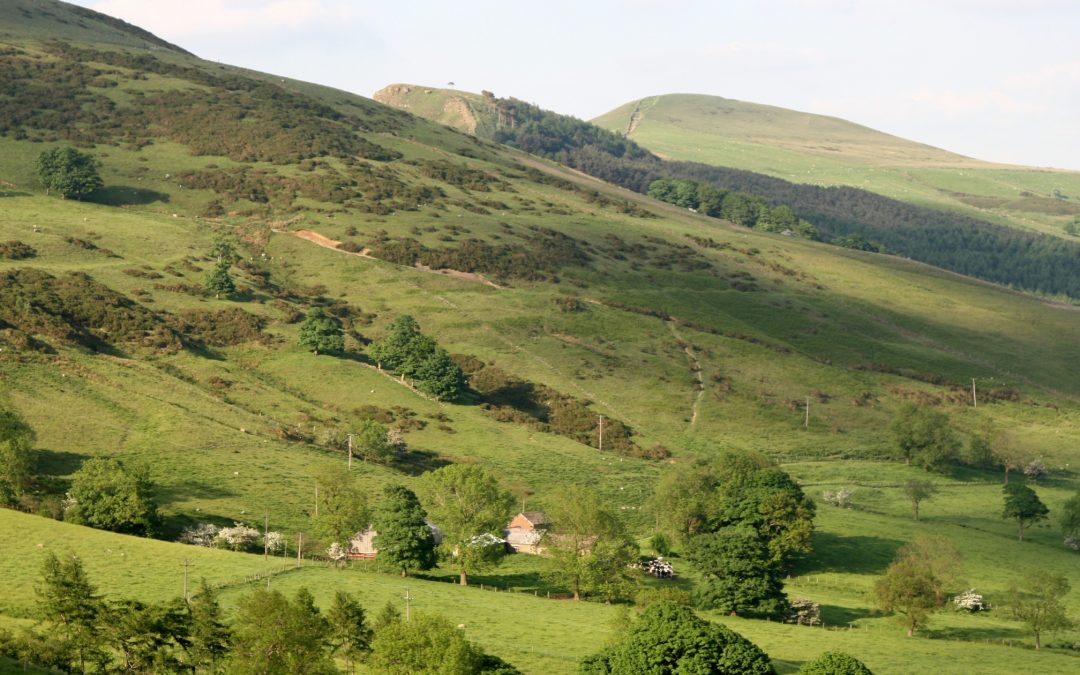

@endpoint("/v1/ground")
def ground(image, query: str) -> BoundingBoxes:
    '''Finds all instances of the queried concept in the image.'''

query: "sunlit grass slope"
[592,93,1080,238]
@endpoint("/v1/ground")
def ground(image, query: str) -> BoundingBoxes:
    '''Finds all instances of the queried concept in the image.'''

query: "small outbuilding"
[347,520,443,561]
[504,511,549,554]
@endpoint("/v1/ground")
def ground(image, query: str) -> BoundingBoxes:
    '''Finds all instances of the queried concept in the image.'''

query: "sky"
[67,0,1080,170]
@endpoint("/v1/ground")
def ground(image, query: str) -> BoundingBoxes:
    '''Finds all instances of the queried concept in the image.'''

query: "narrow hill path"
[666,320,705,426]
[282,229,503,289]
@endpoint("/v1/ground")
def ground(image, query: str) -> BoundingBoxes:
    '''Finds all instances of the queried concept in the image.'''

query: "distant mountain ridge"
[593,93,987,168]
[375,83,1080,299]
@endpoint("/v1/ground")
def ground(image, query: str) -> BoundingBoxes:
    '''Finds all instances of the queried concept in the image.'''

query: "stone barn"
[348,520,443,560]
[503,511,549,554]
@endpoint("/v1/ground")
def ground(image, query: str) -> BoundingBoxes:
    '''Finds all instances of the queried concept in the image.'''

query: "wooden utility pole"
[181,559,193,602]
[347,433,355,469]
[598,415,604,452]
[805,396,810,430]
[314,484,319,517]
[403,587,413,622]
[972,378,977,408]
[297,533,303,568]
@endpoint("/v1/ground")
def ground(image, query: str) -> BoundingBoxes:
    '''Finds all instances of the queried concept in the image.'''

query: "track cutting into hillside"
[666,320,705,426]
[284,229,503,289]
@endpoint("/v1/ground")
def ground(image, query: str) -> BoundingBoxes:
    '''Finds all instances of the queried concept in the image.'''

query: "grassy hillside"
[2,2,1080,673]
[593,94,1080,239]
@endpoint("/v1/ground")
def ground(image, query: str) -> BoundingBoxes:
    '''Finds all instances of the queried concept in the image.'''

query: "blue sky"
[69,0,1080,170]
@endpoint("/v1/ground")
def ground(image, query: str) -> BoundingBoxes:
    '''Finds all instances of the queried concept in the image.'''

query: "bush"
[798,651,873,675]
[0,241,36,260]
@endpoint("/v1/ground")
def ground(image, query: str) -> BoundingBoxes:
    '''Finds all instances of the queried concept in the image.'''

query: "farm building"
[347,520,443,560]
[503,511,549,554]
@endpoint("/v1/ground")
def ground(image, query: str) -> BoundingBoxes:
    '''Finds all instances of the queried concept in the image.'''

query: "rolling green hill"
[2,2,1080,673]
[592,94,1080,239]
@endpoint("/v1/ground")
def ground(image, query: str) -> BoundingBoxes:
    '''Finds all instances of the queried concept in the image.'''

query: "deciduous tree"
[686,527,788,618]
[580,602,774,675]
[36,146,102,200]
[901,479,937,522]
[1002,482,1049,541]
[874,536,959,636]
[0,408,36,506]
[66,458,160,536]
[543,486,638,601]
[889,404,960,472]
[418,464,514,585]
[311,465,367,548]
[1008,571,1075,650]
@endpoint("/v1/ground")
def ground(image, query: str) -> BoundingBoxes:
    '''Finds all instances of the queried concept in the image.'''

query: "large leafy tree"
[0,407,36,506]
[649,459,719,543]
[311,465,368,548]
[1007,570,1075,650]
[372,484,437,577]
[66,457,160,536]
[418,464,514,585]
[299,308,344,355]
[1002,482,1049,541]
[228,587,335,674]
[351,419,394,464]
[686,527,788,618]
[889,404,960,471]
[874,536,959,636]
[580,602,774,675]
[543,486,639,601]
[713,455,815,565]
[36,146,103,200]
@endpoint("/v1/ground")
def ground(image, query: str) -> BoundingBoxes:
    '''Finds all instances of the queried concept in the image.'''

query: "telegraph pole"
[403,587,413,622]
[972,378,977,408]
[347,433,354,469]
[598,415,604,452]
[805,396,810,430]
[181,559,193,602]
[263,513,269,560]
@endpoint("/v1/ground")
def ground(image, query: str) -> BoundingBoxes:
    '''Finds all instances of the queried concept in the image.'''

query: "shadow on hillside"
[91,185,170,206]
[793,532,903,575]
[819,604,879,626]
[0,190,30,198]
[393,448,451,476]
[35,447,86,477]
[927,624,1025,642]
[155,478,238,504]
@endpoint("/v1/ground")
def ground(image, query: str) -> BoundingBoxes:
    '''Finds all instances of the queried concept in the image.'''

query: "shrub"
[798,651,873,675]
[0,241,36,260]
